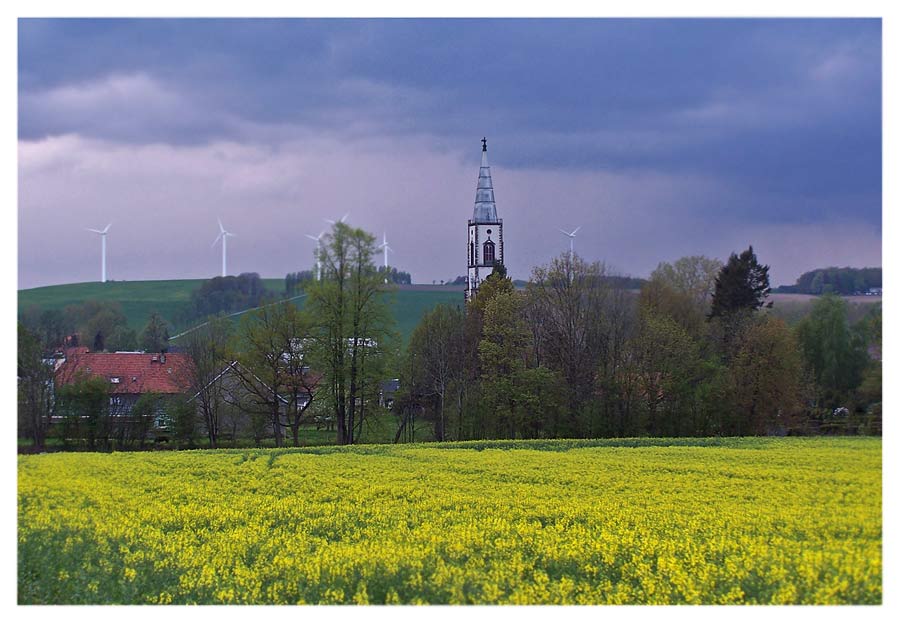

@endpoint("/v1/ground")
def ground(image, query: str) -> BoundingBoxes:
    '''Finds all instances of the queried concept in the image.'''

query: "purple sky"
[17,19,882,289]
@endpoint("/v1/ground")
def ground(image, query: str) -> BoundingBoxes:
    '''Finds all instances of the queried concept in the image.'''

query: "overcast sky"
[18,18,882,289]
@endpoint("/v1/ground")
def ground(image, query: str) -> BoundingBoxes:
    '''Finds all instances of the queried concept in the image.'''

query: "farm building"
[54,349,193,424]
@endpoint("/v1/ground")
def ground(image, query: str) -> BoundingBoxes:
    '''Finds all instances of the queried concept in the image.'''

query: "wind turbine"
[86,223,112,283]
[324,213,350,226]
[305,230,326,281]
[377,232,394,283]
[559,226,581,255]
[212,218,236,277]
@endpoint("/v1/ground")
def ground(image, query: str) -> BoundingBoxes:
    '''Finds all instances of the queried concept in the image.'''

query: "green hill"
[18,280,463,343]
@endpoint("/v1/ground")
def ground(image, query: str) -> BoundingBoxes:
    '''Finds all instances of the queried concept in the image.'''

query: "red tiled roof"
[55,351,193,395]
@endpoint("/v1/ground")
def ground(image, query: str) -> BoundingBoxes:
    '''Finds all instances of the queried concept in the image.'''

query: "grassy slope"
[24,281,878,340]
[18,279,463,342]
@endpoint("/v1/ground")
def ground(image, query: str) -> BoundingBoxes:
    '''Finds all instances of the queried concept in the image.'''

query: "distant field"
[17,279,463,342]
[767,292,880,326]
[18,280,875,339]
[768,293,881,304]
[18,437,881,604]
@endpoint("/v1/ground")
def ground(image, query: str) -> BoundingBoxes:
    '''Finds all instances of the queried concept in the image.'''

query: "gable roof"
[188,360,322,404]
[55,351,192,395]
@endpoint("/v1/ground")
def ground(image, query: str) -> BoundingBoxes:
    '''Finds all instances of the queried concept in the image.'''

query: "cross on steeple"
[482,137,487,152]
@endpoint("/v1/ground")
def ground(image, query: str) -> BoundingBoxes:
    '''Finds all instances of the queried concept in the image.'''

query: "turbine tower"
[305,230,326,281]
[377,231,394,283]
[212,218,236,277]
[86,223,112,283]
[559,226,581,255]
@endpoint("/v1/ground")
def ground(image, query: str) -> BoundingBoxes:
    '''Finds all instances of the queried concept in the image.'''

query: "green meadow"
[18,280,463,342]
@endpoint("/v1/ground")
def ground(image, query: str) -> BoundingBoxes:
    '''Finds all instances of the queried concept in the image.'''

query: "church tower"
[466,138,504,302]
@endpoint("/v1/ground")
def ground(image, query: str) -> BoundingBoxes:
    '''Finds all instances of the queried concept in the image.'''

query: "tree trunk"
[273,401,283,447]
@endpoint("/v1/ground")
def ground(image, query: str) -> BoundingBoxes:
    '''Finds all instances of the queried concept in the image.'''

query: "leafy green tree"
[235,301,319,448]
[17,323,55,450]
[469,265,515,315]
[306,222,395,445]
[478,291,555,439]
[526,254,612,435]
[130,392,161,449]
[140,312,170,353]
[191,273,271,320]
[629,307,702,437]
[376,266,412,285]
[405,304,466,441]
[56,374,110,450]
[285,270,315,296]
[62,300,134,352]
[641,255,722,339]
[167,395,197,447]
[19,307,74,351]
[795,294,870,407]
[728,316,804,435]
[708,246,773,320]
[854,305,881,417]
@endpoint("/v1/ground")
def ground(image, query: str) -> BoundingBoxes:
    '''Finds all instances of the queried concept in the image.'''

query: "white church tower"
[466,137,504,302]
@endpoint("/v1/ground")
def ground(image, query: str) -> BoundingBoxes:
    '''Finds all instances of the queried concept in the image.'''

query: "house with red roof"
[54,350,193,422]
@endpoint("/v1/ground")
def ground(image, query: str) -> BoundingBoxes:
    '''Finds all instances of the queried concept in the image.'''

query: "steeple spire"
[473,137,498,222]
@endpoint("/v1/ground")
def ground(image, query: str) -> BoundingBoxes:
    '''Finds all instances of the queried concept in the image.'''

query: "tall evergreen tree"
[708,246,772,320]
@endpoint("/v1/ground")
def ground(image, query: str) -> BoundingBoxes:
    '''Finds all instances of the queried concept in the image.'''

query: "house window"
[110,396,123,406]
[110,377,121,384]
[483,239,495,264]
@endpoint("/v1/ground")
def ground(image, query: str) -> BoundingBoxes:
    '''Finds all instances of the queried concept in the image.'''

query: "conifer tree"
[708,246,772,320]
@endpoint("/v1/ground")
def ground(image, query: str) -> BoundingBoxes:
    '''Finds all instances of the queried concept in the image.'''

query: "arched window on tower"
[483,239,495,265]
[470,242,475,265]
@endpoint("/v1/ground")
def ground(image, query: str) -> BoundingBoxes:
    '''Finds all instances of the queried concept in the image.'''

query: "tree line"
[18,226,882,452]
[20,302,171,354]
[399,248,881,441]
[776,266,882,295]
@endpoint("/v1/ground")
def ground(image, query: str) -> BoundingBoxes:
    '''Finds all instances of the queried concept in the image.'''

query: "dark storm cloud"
[17,18,881,288]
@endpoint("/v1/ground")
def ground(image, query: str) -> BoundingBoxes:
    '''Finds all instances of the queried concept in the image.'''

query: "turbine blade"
[218,218,225,234]
[340,213,349,223]
[102,223,112,233]
[558,228,572,237]
[571,226,581,235]
[305,234,319,241]
[212,233,223,247]
[86,228,103,234]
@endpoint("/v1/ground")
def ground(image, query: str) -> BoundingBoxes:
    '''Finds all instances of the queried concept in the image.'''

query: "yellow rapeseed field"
[18,438,881,604]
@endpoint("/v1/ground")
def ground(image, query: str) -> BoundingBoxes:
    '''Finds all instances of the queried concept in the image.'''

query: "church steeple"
[472,137,498,222]
[466,137,505,302]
